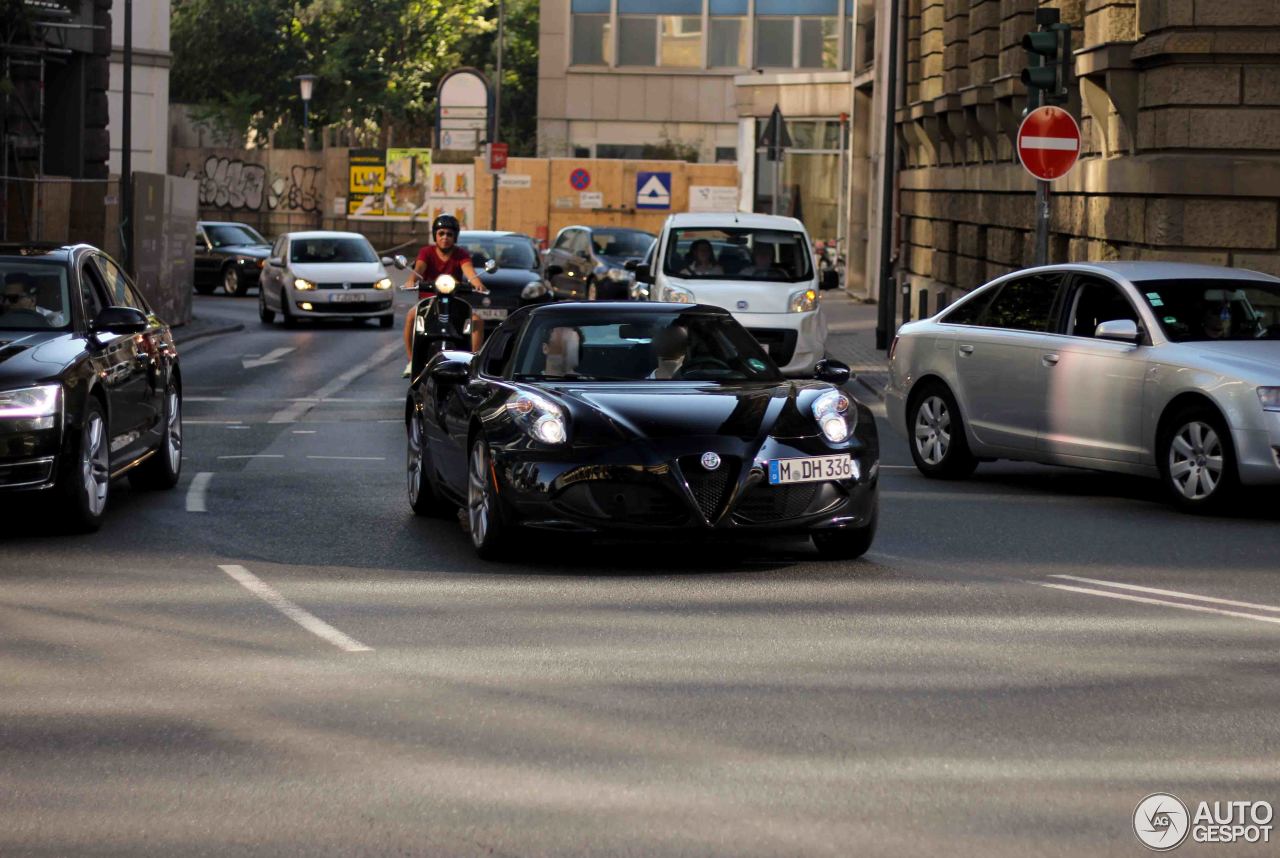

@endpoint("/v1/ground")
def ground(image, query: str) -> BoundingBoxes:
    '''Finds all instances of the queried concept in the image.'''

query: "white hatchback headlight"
[789,288,817,313]
[662,284,695,304]
[812,389,853,443]
[0,384,61,421]
[373,277,393,290]
[508,393,568,445]
[293,277,317,291]
[1258,387,1280,412]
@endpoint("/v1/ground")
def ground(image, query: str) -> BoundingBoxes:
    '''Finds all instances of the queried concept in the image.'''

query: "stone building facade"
[892,0,1280,319]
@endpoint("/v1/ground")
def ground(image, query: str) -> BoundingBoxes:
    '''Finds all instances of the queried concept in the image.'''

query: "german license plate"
[768,454,853,485]
[476,308,508,320]
[330,293,365,303]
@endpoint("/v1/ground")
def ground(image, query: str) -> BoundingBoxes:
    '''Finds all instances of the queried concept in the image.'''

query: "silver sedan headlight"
[1258,387,1280,412]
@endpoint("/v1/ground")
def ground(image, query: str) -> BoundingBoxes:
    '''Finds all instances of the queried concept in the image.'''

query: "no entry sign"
[1017,106,1081,181]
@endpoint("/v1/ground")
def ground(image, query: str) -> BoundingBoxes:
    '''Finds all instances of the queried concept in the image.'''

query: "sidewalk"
[822,290,889,400]
[171,310,243,347]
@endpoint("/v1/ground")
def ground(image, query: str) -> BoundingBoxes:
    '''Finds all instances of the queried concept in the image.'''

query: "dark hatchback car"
[456,231,551,328]
[0,244,183,531]
[544,226,655,301]
[195,221,271,297]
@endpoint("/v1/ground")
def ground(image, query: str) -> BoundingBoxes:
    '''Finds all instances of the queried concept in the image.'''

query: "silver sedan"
[884,262,1280,511]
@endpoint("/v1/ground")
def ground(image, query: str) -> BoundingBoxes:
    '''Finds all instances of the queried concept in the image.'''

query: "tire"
[194,282,217,295]
[222,264,246,297]
[467,437,512,561]
[258,288,275,324]
[129,379,183,490]
[907,382,979,479]
[407,409,456,517]
[281,290,298,328]
[1158,405,1239,513]
[812,504,877,560]
[56,397,110,533]
[379,313,394,329]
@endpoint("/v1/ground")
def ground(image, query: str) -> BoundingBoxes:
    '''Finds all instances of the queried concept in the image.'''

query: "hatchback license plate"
[330,293,365,303]
[476,308,508,320]
[768,454,853,485]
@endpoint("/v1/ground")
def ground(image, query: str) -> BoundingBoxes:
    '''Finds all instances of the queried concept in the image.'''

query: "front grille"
[557,482,686,525]
[731,481,844,524]
[316,282,376,289]
[746,328,798,367]
[298,300,392,313]
[679,456,737,522]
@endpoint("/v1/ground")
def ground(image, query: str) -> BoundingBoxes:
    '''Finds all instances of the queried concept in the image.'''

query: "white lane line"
[1049,575,1280,614]
[218,564,373,653]
[183,396,229,402]
[1038,582,1280,628]
[292,430,317,435]
[269,340,403,424]
[306,455,386,461]
[226,425,251,430]
[242,346,296,369]
[185,420,244,425]
[217,454,285,460]
[879,464,917,470]
[880,490,1087,504]
[186,472,212,512]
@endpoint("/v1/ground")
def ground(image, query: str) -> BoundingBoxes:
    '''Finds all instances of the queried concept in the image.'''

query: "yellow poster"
[347,149,386,217]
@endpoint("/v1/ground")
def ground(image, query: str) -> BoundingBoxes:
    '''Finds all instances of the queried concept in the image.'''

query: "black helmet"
[432,214,460,235]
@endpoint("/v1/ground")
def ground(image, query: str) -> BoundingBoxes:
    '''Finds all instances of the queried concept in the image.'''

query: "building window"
[618,16,659,65]
[798,17,839,68]
[714,146,738,162]
[755,18,794,67]
[660,15,703,67]
[755,0,840,69]
[597,144,647,159]
[709,0,748,67]
[572,9,612,66]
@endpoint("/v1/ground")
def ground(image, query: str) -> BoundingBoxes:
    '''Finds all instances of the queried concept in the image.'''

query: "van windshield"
[662,227,813,283]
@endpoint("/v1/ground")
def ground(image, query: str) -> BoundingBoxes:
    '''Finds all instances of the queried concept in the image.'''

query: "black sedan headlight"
[0,384,62,430]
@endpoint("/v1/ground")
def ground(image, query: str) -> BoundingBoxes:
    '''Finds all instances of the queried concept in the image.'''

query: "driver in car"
[738,244,786,279]
[541,326,582,377]
[2,272,63,325]
[648,325,689,379]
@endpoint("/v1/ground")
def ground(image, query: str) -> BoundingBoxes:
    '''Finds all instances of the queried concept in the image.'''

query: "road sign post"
[758,105,791,216]
[1017,105,1081,266]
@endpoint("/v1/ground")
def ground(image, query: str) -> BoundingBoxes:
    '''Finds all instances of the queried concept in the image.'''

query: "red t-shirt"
[415,245,470,297]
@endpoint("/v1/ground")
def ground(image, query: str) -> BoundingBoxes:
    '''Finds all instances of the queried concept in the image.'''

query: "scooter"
[382,254,485,380]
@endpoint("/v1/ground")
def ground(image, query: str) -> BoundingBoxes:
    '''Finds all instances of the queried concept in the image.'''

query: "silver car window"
[979,273,1063,333]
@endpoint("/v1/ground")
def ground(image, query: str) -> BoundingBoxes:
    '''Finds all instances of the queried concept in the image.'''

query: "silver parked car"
[884,262,1280,511]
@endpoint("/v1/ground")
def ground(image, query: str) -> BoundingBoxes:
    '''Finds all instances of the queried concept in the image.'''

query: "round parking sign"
[570,168,591,190]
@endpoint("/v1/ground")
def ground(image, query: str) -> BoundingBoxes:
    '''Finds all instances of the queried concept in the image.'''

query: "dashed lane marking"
[1037,580,1280,628]
[217,454,285,460]
[1049,575,1280,614]
[218,564,373,653]
[269,340,403,424]
[306,455,386,461]
[186,472,212,512]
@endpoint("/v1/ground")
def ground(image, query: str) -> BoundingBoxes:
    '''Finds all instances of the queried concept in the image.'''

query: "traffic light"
[1021,8,1072,109]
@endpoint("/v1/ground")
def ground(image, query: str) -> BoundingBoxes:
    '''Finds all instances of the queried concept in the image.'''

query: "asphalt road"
[2,293,1279,857]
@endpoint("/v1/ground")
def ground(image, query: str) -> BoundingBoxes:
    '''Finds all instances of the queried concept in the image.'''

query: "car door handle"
[1042,353,1060,366]
[958,344,974,356]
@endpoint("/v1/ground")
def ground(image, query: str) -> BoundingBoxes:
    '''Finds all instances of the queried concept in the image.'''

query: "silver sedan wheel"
[914,395,951,466]
[467,441,490,548]
[407,413,424,505]
[1168,420,1224,501]
[164,389,182,474]
[82,413,110,516]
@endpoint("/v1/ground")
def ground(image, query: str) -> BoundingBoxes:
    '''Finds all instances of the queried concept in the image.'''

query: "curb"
[173,321,244,347]
[855,375,886,401]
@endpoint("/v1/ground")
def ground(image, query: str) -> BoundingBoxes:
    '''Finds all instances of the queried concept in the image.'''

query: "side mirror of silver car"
[1095,319,1141,343]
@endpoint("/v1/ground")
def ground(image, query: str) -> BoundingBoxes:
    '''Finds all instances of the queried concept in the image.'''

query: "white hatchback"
[258,231,395,328]
[638,213,828,376]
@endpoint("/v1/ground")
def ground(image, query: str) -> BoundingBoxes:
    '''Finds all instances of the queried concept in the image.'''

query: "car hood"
[217,244,271,258]
[479,269,542,291]
[539,380,835,440]
[0,330,83,386]
[662,275,808,314]
[1159,340,1280,385]
[289,261,387,283]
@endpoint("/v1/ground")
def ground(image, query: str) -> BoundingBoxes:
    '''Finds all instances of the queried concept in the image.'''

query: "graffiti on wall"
[183,157,321,213]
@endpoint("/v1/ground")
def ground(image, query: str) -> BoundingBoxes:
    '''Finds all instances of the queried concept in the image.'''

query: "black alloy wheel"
[1159,405,1239,513]
[222,265,247,297]
[258,288,275,324]
[467,437,511,560]
[407,410,455,517]
[56,397,110,532]
[811,504,877,560]
[129,380,183,490]
[908,382,978,479]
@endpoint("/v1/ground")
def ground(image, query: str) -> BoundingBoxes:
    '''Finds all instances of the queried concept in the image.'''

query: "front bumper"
[0,420,62,491]
[490,434,878,535]
[731,309,828,377]
[290,291,395,318]
[1234,409,1280,486]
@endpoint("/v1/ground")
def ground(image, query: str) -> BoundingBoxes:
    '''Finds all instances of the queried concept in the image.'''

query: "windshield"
[205,224,268,247]
[460,235,540,271]
[663,227,813,283]
[290,237,378,264]
[512,311,784,383]
[0,260,71,330]
[591,230,654,260]
[1138,279,1280,342]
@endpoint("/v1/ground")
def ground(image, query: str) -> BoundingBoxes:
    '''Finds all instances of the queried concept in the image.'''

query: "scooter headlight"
[434,274,457,295]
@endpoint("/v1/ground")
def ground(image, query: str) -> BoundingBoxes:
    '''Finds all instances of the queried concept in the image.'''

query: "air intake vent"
[679,456,737,522]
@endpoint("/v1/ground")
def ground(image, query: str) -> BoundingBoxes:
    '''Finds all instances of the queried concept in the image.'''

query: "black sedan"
[195,221,271,296]
[405,302,878,561]
[457,231,552,328]
[0,243,183,531]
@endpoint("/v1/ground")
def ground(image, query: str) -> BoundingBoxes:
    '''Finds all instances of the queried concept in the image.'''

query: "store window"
[571,0,612,66]
[754,118,845,241]
[709,0,748,67]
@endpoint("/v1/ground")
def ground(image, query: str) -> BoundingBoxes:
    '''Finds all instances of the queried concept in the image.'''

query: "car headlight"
[508,393,567,445]
[662,283,695,304]
[0,384,61,427]
[294,277,317,291]
[521,281,550,300]
[373,277,393,290]
[606,268,632,282]
[1259,387,1280,412]
[812,389,853,443]
[789,288,818,313]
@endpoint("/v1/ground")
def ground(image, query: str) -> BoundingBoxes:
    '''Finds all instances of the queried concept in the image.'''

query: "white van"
[636,213,828,376]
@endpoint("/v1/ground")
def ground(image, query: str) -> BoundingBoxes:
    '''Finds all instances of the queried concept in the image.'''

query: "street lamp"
[295,74,318,149]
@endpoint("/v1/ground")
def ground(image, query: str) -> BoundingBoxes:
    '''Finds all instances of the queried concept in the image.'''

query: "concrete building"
[891,0,1280,320]
[109,0,171,177]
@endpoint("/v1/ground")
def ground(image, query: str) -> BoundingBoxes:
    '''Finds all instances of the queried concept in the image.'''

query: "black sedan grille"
[556,482,687,526]
[732,481,845,524]
[679,456,738,522]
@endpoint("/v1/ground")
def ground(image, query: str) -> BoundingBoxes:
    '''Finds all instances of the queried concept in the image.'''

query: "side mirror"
[267,256,283,267]
[381,254,409,270]
[91,306,148,336]
[429,359,470,384]
[624,258,641,271]
[1095,319,1141,343]
[634,264,652,285]
[813,358,852,385]
[483,259,498,274]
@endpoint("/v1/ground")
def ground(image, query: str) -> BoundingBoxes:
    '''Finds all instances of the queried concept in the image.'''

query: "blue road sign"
[635,172,671,210]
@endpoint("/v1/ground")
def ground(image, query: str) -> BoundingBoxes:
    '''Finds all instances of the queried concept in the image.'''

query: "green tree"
[456,0,538,156]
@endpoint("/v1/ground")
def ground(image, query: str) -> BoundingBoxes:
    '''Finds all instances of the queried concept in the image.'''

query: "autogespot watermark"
[1134,793,1273,851]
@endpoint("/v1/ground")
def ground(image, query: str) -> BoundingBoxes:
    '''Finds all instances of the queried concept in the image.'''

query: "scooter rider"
[402,214,488,371]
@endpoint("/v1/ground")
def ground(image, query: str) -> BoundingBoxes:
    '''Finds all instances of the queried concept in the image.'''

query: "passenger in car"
[648,325,689,379]
[541,325,582,376]
[680,239,723,276]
